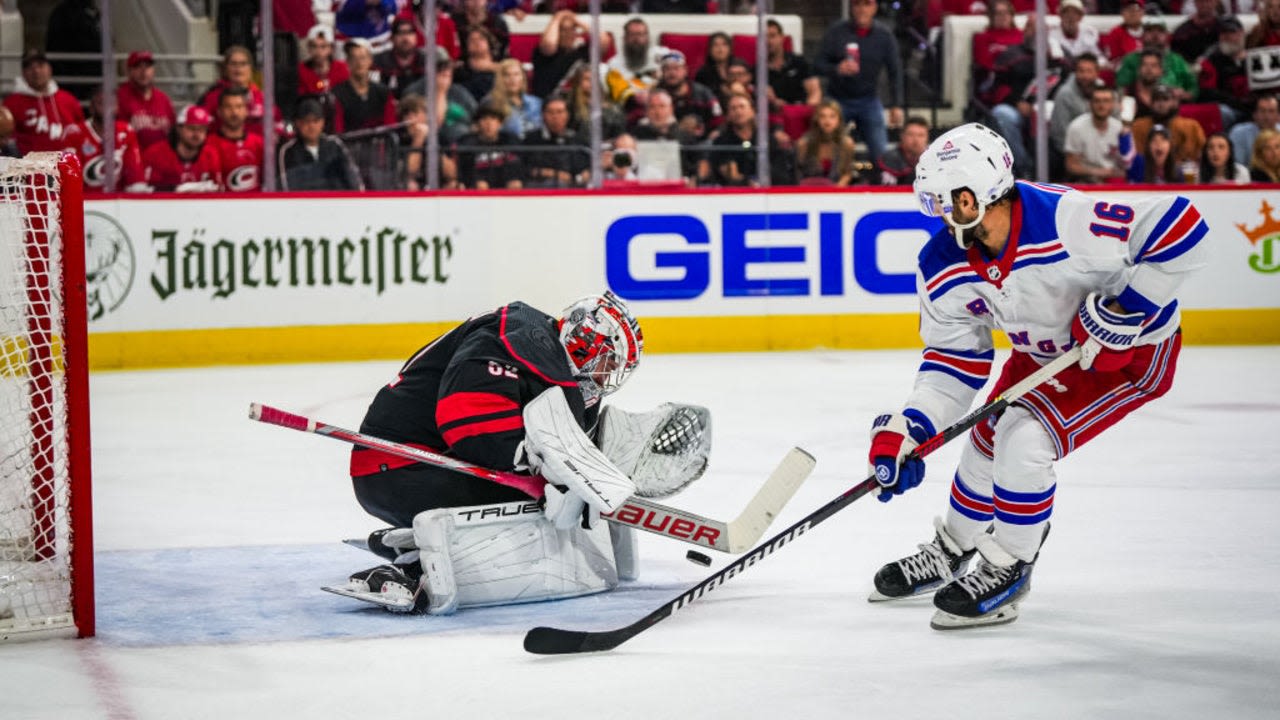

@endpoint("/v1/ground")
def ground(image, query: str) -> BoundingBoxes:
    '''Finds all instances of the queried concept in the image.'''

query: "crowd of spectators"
[969,0,1280,184]
[5,0,1280,192]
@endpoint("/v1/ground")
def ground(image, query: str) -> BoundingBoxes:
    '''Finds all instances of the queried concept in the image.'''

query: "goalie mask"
[559,291,643,396]
[913,122,1015,244]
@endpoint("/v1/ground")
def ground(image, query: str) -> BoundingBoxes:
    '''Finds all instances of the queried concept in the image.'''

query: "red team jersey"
[115,82,176,150]
[208,131,265,192]
[65,120,145,193]
[2,82,85,154]
[141,139,223,192]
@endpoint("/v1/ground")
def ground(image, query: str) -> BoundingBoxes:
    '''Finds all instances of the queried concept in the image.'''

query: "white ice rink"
[2,346,1279,719]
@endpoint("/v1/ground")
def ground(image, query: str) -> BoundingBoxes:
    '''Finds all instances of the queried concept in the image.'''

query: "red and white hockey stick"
[248,403,815,553]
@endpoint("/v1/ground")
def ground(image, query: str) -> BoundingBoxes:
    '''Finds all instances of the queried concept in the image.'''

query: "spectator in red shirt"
[115,50,176,151]
[209,86,265,192]
[972,0,1024,79]
[1171,0,1224,63]
[1199,17,1252,127]
[297,25,350,104]
[198,46,283,137]
[141,105,223,192]
[2,49,85,154]
[332,38,398,133]
[1100,0,1145,64]
[65,86,145,193]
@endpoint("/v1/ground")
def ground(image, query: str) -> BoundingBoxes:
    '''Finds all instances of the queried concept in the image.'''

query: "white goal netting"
[0,153,88,641]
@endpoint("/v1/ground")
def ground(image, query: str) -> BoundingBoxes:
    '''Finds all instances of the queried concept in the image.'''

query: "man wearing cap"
[279,99,364,191]
[1199,17,1253,127]
[298,25,350,102]
[116,50,176,151]
[373,18,424,100]
[1050,0,1103,66]
[1131,83,1206,163]
[1115,20,1198,101]
[2,49,85,154]
[815,0,905,164]
[1172,0,1226,62]
[656,50,721,135]
[141,105,223,192]
[1100,0,1146,63]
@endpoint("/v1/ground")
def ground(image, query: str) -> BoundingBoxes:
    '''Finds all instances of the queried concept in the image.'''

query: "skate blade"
[321,584,419,613]
[929,604,1020,630]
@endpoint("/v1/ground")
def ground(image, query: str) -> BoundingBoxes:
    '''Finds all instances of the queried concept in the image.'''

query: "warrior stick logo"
[669,521,811,611]
[1236,200,1280,273]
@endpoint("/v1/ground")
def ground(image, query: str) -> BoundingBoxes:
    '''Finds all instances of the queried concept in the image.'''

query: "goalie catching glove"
[596,402,712,498]
[521,386,637,530]
[868,410,933,503]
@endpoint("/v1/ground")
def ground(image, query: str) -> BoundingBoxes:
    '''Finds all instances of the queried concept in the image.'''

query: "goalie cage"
[0,152,94,642]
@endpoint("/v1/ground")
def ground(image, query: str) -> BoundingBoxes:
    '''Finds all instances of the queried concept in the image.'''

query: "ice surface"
[1,347,1278,719]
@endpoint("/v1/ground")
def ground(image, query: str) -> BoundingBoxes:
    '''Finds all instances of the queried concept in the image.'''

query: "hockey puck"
[686,550,713,567]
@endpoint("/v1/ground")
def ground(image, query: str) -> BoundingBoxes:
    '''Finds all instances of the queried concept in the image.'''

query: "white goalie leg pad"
[598,402,712,498]
[412,499,618,614]
[523,386,636,528]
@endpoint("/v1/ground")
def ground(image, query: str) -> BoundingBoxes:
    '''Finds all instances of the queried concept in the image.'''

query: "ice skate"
[322,563,429,613]
[930,532,1038,630]
[868,517,975,602]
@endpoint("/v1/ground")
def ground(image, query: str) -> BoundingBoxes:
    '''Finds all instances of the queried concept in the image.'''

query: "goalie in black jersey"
[338,291,712,614]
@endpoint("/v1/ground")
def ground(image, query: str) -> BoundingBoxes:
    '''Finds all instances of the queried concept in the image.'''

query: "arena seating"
[937,13,1259,127]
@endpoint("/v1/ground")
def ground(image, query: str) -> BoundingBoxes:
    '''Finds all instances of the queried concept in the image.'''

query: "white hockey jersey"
[903,180,1208,433]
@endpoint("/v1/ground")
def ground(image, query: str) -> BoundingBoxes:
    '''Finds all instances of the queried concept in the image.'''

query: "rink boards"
[81,186,1280,369]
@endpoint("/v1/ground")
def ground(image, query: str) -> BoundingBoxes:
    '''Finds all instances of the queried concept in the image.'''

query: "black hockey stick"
[523,347,1082,655]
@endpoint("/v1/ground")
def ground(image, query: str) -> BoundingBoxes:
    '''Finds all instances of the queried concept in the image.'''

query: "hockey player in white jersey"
[866,123,1206,629]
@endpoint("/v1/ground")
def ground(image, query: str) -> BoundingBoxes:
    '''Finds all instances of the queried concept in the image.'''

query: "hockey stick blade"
[249,404,813,553]
[523,349,1082,655]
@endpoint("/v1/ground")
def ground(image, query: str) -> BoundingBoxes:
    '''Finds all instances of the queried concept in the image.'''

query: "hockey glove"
[868,411,932,503]
[1071,292,1145,372]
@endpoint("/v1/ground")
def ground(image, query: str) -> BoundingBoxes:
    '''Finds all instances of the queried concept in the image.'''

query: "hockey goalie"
[333,291,712,614]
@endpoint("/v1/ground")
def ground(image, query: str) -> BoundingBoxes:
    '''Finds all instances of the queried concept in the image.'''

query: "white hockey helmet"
[912,122,1015,235]
[559,291,643,395]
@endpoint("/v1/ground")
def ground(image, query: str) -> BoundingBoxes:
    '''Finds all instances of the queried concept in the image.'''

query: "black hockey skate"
[930,526,1049,630]
[365,528,401,562]
[322,562,430,614]
[868,517,975,602]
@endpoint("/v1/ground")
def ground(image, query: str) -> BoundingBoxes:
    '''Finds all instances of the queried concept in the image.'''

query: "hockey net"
[0,152,93,641]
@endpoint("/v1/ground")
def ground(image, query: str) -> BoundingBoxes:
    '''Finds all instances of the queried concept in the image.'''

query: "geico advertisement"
[84,189,1279,333]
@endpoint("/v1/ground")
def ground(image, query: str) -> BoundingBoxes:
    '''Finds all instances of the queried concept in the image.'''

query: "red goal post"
[0,152,94,641]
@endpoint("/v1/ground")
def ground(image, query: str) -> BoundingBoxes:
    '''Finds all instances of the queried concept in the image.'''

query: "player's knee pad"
[598,402,712,498]
[410,499,619,615]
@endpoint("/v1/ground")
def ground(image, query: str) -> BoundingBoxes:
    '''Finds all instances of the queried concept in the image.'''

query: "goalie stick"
[248,403,815,553]
[522,347,1082,655]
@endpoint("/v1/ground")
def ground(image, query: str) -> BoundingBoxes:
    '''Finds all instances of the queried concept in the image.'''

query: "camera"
[612,148,634,169]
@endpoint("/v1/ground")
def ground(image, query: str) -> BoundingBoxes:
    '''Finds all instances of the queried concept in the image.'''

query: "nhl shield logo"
[986,266,1002,281]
